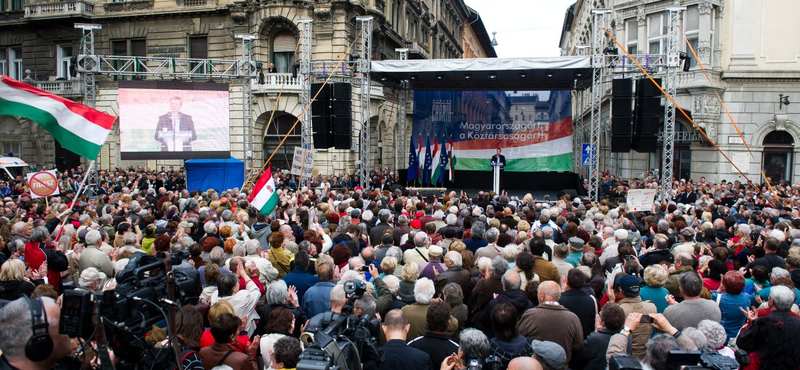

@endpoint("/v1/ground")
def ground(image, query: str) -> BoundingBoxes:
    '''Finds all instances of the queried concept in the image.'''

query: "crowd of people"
[0,163,798,370]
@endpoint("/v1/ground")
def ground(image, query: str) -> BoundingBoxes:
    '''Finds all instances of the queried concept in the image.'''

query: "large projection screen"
[119,81,230,160]
[412,90,572,172]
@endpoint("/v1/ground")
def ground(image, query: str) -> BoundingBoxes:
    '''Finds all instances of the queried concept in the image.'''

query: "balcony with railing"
[104,0,154,13]
[406,41,430,59]
[251,73,302,94]
[28,79,83,98]
[24,1,93,20]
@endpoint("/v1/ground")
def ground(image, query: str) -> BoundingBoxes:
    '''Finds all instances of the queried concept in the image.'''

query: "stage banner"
[411,90,572,172]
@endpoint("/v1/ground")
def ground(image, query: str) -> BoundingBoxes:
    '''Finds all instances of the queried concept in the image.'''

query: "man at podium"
[155,96,197,152]
[491,148,506,190]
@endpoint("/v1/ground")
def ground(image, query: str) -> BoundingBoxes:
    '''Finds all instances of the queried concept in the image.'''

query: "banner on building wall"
[118,81,230,160]
[411,90,572,172]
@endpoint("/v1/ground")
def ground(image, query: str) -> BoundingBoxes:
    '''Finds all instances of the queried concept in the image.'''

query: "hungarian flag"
[0,75,115,159]
[430,135,440,184]
[249,164,279,216]
[448,135,457,181]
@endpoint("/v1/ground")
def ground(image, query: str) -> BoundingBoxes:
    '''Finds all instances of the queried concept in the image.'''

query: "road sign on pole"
[581,144,592,168]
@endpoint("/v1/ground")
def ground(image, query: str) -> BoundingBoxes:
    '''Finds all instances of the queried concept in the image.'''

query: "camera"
[297,280,380,370]
[60,251,200,370]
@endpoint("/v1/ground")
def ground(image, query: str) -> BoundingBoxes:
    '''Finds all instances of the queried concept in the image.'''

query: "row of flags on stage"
[408,134,457,185]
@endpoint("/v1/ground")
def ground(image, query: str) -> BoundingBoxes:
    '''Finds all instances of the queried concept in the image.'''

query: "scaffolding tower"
[357,16,373,189]
[588,9,609,202]
[298,19,313,187]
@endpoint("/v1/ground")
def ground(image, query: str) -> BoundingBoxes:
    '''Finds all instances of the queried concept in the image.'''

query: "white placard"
[626,188,658,212]
[290,147,314,178]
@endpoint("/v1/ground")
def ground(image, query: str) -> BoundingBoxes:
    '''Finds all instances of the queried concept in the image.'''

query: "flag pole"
[55,160,95,240]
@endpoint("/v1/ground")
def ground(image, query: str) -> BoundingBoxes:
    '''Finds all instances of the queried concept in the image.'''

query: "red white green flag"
[0,75,116,159]
[249,164,279,216]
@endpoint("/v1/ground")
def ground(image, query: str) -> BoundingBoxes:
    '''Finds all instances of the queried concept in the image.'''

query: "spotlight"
[519,72,527,78]
[545,71,554,78]
[489,73,497,79]
[436,75,443,80]
[410,75,418,80]
[464,74,472,79]
[574,71,584,78]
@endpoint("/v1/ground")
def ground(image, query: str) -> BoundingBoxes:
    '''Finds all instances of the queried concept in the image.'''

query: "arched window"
[263,113,301,170]
[271,30,295,73]
[762,131,794,183]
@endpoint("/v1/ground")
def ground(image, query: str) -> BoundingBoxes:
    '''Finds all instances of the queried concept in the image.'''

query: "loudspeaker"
[25,294,53,362]
[612,79,633,118]
[611,135,632,152]
[331,83,352,149]
[557,189,579,200]
[311,83,333,149]
[632,78,661,153]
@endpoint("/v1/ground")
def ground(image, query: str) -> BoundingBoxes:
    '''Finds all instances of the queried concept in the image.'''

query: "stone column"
[637,6,646,54]
[697,0,713,66]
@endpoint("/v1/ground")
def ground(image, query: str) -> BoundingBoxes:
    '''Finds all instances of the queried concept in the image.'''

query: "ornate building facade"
[561,0,800,184]
[0,0,488,177]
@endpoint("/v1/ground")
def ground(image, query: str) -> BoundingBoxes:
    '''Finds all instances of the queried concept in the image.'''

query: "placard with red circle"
[27,170,60,198]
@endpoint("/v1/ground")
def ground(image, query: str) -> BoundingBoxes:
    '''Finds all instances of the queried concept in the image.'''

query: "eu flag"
[407,137,419,182]
[423,136,432,185]
[438,136,449,185]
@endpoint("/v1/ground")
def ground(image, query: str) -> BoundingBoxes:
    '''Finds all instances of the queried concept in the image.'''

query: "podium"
[491,161,503,193]
[158,130,194,151]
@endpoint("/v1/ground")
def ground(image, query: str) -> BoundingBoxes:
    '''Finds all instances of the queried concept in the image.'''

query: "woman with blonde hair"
[639,264,670,313]
[398,262,419,304]
[0,259,37,300]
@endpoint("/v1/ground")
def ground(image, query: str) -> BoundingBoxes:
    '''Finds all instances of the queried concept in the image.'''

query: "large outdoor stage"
[397,169,584,194]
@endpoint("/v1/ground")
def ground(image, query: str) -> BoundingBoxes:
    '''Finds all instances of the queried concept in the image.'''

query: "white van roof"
[0,157,28,166]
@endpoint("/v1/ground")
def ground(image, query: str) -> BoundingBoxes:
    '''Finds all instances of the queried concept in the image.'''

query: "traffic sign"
[581,144,593,168]
[27,170,60,198]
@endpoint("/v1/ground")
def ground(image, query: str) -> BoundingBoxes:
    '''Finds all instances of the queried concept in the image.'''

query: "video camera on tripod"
[297,280,380,370]
[59,251,200,370]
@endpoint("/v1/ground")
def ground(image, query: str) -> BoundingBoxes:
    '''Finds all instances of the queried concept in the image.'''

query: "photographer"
[606,312,697,368]
[439,328,490,370]
[0,296,73,370]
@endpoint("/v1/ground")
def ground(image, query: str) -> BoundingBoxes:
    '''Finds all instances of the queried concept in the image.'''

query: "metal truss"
[588,9,610,202]
[236,34,257,174]
[661,7,684,201]
[299,19,313,187]
[357,16,373,189]
[75,23,100,191]
[396,48,409,175]
[82,55,252,78]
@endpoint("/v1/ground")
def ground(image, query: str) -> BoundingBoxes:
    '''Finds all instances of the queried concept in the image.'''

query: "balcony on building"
[406,41,430,59]
[24,1,93,20]
[27,78,83,98]
[251,73,302,94]
[103,0,154,13]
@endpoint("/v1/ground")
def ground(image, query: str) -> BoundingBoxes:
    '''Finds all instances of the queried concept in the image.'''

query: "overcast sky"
[465,0,577,58]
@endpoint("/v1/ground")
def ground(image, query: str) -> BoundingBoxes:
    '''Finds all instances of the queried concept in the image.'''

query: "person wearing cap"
[607,274,657,359]
[437,226,458,251]
[529,340,567,370]
[77,267,108,293]
[565,237,585,268]
[517,281,583,364]
[419,245,446,280]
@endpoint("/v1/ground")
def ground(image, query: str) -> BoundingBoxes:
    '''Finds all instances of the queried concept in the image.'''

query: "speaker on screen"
[331,83,352,150]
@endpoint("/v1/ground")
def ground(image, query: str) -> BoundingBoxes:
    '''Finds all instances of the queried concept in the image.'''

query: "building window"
[626,19,638,55]
[57,45,73,80]
[647,13,665,56]
[271,30,295,73]
[189,36,208,74]
[111,39,146,79]
[684,5,699,68]
[762,131,794,183]
[0,48,6,76]
[9,47,21,80]
[10,0,21,11]
[263,113,301,169]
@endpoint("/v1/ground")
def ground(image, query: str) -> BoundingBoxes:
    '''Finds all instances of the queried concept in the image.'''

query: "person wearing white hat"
[419,245,446,280]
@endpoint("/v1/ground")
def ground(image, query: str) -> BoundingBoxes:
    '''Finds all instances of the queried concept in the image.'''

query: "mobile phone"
[640,315,654,323]
[359,265,369,272]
